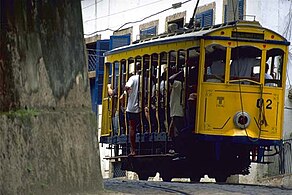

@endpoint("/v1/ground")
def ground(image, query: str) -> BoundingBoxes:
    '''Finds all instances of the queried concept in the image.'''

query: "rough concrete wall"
[0,0,103,194]
[1,0,91,110]
[0,111,101,194]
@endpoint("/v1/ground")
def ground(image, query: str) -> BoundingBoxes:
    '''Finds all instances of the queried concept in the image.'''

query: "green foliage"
[1,109,39,118]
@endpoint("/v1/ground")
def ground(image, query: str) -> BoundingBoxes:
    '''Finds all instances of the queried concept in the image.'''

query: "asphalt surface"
[102,178,292,195]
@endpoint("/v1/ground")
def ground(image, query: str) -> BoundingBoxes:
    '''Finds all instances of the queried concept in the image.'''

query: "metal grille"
[88,53,98,72]
[112,161,126,178]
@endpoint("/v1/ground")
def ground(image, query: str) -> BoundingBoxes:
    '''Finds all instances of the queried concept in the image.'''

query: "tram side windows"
[186,48,200,130]
[178,50,186,70]
[113,61,120,136]
[265,48,284,87]
[204,44,226,83]
[149,53,159,132]
[119,60,127,135]
[142,55,150,132]
[229,46,262,85]
[167,51,178,129]
[158,52,168,132]
[169,51,177,72]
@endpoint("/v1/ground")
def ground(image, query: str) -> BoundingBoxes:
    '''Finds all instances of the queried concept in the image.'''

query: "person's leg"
[119,110,125,134]
[159,107,166,131]
[127,112,140,156]
[173,116,185,155]
[129,119,136,155]
[113,112,119,135]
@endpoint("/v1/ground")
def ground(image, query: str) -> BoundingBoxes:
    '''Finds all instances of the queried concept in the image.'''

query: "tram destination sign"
[231,32,264,40]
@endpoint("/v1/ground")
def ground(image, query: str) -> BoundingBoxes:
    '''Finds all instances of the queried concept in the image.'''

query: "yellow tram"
[100,20,290,182]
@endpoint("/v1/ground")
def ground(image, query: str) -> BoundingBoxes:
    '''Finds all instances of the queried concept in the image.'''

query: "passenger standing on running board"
[169,68,185,157]
[123,63,141,156]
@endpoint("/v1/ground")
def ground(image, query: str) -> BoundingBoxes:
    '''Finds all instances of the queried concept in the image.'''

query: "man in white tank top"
[124,71,141,156]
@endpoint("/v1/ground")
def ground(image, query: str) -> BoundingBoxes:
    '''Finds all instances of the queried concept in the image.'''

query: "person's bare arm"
[107,84,114,96]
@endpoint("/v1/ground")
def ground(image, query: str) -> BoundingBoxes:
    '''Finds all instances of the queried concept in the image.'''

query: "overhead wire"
[84,0,163,23]
[82,0,103,10]
[84,0,192,36]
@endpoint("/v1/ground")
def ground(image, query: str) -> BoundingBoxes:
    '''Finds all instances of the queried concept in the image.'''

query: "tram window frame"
[142,54,150,112]
[158,52,168,132]
[106,62,113,90]
[113,61,119,93]
[149,53,159,132]
[169,51,177,71]
[204,44,226,83]
[186,47,200,93]
[229,46,262,85]
[265,48,284,87]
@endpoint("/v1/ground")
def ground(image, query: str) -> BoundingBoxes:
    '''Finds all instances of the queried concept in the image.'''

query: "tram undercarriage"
[102,132,269,182]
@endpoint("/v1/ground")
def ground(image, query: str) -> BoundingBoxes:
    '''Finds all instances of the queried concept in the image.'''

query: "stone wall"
[0,0,102,194]
[0,110,102,194]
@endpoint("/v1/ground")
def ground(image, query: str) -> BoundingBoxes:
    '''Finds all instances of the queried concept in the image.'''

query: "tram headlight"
[233,111,251,129]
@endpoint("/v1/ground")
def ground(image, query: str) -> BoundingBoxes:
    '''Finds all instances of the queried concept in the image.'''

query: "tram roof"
[105,20,290,56]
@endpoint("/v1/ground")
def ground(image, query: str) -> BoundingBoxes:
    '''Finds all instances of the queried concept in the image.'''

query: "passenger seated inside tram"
[205,46,226,83]
[230,57,260,84]
[253,63,276,86]
[206,60,225,83]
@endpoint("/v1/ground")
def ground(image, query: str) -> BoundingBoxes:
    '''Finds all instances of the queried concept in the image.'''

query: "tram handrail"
[228,79,261,85]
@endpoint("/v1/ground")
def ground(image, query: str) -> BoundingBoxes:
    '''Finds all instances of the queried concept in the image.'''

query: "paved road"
[102,178,292,195]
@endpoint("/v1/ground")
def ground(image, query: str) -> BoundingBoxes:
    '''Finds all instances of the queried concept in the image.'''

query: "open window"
[204,44,226,83]
[111,61,120,135]
[265,48,284,87]
[186,48,200,129]
[229,46,262,85]
[158,52,168,132]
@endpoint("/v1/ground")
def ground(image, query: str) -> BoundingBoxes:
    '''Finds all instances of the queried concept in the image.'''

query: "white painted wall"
[82,0,225,39]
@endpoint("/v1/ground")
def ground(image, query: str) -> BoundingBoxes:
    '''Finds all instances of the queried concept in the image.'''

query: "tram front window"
[229,46,262,85]
[204,44,226,83]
